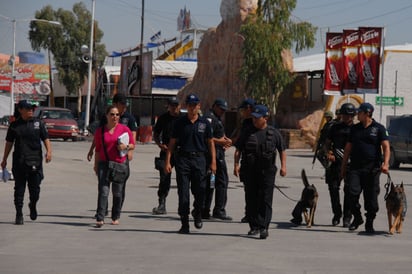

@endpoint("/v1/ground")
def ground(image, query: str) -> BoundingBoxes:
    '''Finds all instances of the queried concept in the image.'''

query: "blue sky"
[1,0,412,58]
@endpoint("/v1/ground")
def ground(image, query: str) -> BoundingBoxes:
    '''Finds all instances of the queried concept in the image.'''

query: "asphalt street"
[0,128,411,274]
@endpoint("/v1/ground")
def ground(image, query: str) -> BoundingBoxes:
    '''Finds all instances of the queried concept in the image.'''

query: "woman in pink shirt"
[94,105,135,227]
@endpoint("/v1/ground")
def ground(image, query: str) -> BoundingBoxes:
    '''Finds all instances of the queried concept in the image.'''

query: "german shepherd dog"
[291,169,319,228]
[386,182,407,234]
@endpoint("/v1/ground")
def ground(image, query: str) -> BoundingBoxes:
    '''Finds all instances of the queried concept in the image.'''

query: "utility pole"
[139,0,144,95]
[84,0,96,135]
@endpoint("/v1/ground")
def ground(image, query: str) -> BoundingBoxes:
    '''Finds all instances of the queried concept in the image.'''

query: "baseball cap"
[324,110,334,118]
[357,102,374,113]
[17,100,34,109]
[185,94,200,104]
[251,104,269,118]
[168,97,179,105]
[239,98,256,109]
[112,93,127,105]
[213,98,228,111]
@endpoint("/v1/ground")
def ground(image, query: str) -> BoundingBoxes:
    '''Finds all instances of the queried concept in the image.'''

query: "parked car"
[387,115,412,168]
[33,107,80,141]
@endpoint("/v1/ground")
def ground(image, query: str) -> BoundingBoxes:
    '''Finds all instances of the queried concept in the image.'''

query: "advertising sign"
[323,33,344,96]
[0,63,50,101]
[342,29,360,94]
[357,27,382,94]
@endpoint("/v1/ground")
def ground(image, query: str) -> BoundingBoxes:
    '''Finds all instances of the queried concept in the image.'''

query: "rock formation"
[179,0,324,149]
[179,0,257,109]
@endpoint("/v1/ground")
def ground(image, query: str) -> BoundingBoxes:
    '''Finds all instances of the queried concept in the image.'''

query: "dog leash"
[274,184,299,202]
[384,173,392,201]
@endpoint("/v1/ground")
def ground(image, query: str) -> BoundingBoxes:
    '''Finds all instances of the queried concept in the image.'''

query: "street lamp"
[83,0,96,136]
[3,16,61,115]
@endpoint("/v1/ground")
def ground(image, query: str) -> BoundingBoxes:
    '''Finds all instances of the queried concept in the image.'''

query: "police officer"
[313,110,335,168]
[231,98,256,145]
[232,98,256,223]
[152,97,181,214]
[165,94,216,234]
[324,103,356,227]
[203,98,232,220]
[234,104,287,239]
[341,102,390,233]
[1,100,52,225]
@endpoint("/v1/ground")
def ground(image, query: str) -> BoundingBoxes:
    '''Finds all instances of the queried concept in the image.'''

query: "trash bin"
[138,125,152,143]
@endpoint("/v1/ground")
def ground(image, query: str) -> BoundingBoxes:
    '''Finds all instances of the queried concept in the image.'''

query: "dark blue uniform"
[119,111,138,133]
[153,111,181,201]
[325,121,352,225]
[203,110,229,218]
[172,115,212,218]
[237,125,286,232]
[6,118,49,218]
[235,117,254,221]
[347,119,388,223]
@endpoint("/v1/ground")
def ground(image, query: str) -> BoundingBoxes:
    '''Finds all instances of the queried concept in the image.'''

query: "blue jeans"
[96,161,124,222]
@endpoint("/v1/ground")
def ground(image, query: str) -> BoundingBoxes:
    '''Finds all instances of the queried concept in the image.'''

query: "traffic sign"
[375,96,404,106]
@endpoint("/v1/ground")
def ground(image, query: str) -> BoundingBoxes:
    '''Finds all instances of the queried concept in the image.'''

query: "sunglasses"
[109,113,120,117]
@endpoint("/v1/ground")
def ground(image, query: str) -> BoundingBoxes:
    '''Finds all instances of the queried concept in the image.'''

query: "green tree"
[239,0,316,112]
[28,2,107,98]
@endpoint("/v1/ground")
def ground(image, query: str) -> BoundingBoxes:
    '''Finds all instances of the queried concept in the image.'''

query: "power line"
[298,0,356,10]
[322,3,412,28]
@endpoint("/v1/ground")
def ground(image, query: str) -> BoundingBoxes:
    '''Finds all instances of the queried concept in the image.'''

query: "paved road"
[0,128,411,274]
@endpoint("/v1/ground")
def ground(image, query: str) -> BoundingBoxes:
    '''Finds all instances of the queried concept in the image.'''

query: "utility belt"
[244,153,275,169]
[350,160,380,170]
[178,151,205,158]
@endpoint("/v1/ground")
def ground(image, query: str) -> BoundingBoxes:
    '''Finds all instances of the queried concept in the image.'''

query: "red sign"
[342,29,360,94]
[0,63,50,100]
[324,33,344,95]
[357,27,382,93]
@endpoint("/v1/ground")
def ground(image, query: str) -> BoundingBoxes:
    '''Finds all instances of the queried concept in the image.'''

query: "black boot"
[152,198,167,215]
[349,201,363,231]
[15,208,24,225]
[178,216,190,234]
[259,228,269,239]
[332,215,341,226]
[365,218,375,234]
[191,209,203,229]
[29,202,37,220]
[349,214,364,231]
[342,216,352,228]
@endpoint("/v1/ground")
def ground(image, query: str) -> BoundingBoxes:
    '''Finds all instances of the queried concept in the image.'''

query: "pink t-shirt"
[94,123,135,163]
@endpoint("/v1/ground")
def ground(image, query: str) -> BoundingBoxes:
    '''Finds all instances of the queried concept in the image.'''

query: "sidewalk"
[0,129,411,274]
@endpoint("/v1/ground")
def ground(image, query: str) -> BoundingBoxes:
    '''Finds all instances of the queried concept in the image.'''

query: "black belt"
[178,151,205,157]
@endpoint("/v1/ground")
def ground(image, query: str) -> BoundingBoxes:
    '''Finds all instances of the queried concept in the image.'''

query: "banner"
[323,33,344,95]
[120,51,153,95]
[0,63,50,99]
[357,27,382,93]
[342,29,360,94]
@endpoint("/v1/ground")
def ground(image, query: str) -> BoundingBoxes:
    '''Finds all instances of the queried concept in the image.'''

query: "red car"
[34,107,80,141]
